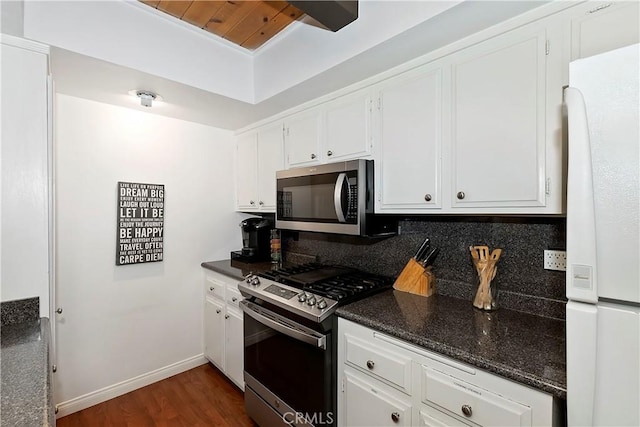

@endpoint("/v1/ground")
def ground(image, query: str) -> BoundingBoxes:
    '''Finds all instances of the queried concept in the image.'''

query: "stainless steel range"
[238,263,392,427]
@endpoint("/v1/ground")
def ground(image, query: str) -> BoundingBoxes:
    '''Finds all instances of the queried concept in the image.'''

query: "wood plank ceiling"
[140,1,305,50]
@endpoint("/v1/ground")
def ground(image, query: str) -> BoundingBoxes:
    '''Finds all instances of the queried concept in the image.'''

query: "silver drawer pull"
[366,360,375,369]
[232,297,238,302]
[462,404,472,417]
[391,412,400,423]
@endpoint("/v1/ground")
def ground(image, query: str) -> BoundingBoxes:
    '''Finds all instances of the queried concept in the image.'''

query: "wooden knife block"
[393,258,435,297]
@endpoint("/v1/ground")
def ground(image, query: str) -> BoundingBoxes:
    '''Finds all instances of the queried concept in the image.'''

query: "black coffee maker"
[230,217,272,263]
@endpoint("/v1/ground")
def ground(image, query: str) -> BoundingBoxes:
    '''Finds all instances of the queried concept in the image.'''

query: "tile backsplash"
[283,217,566,319]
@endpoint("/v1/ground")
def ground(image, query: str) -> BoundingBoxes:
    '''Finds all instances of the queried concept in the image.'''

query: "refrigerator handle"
[566,301,598,426]
[564,87,598,303]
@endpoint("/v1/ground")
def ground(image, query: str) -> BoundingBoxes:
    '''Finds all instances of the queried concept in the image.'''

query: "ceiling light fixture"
[137,90,157,107]
[128,89,163,107]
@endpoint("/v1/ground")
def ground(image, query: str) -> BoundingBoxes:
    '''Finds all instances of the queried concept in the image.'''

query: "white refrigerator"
[564,43,640,426]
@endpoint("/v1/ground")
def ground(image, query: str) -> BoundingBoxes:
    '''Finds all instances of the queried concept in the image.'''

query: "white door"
[342,370,411,427]
[225,308,244,389]
[450,28,547,208]
[375,64,444,213]
[567,301,640,426]
[236,132,258,210]
[285,110,322,167]
[204,297,225,370]
[325,90,372,161]
[256,123,283,211]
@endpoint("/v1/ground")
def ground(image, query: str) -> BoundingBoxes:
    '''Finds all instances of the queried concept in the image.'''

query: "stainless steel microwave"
[276,159,397,237]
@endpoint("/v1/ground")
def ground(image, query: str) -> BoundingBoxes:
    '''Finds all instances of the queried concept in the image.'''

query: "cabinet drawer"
[345,334,411,393]
[417,404,476,427]
[422,367,531,426]
[226,285,242,308]
[343,369,412,427]
[205,276,226,301]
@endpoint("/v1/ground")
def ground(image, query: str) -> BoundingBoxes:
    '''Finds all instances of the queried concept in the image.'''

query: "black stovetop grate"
[258,263,393,305]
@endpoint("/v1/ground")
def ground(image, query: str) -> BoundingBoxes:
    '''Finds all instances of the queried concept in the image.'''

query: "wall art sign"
[116,181,164,265]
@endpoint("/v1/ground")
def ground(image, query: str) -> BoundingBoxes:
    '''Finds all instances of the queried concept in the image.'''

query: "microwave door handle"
[334,172,347,223]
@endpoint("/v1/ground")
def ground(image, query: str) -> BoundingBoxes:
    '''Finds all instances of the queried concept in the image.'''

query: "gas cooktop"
[238,263,393,322]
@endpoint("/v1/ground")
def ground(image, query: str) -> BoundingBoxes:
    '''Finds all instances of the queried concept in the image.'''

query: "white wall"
[23,1,254,102]
[54,94,243,414]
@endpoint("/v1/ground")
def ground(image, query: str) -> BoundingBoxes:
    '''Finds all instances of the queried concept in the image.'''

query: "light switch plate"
[544,250,567,271]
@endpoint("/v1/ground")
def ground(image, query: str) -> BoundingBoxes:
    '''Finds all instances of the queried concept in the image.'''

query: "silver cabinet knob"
[259,201,264,205]
[424,194,432,202]
[310,153,317,159]
[232,297,238,302]
[56,308,63,314]
[216,309,221,314]
[457,191,465,200]
[461,404,472,417]
[225,314,230,319]
[249,200,255,205]
[366,360,375,369]
[209,286,214,291]
[327,150,333,156]
[391,412,400,423]
[52,365,57,373]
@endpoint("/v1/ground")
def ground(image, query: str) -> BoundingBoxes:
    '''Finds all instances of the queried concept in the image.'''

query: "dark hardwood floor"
[57,363,257,427]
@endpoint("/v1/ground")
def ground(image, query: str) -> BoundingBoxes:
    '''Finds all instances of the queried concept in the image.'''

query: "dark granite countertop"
[201,259,275,280]
[336,290,566,399]
[1,317,54,426]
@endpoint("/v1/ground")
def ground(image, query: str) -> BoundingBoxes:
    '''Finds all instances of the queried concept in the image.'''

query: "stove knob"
[317,299,327,310]
[298,293,307,302]
[250,277,261,286]
[245,274,253,284]
[307,296,317,306]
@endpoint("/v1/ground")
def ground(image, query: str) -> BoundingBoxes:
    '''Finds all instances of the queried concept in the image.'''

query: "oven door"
[241,300,334,427]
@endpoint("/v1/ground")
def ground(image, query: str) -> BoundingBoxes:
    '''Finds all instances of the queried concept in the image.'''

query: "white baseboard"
[55,354,208,418]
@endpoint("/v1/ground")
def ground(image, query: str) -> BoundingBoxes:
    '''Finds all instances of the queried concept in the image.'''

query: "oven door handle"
[240,300,327,350]
[334,172,347,223]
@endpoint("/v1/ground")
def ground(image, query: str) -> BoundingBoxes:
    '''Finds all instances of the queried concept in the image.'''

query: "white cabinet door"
[256,123,283,211]
[236,132,258,210]
[1,37,50,316]
[342,370,412,427]
[325,90,372,162]
[225,308,244,390]
[416,405,473,427]
[570,1,640,60]
[204,297,225,370]
[285,109,322,167]
[450,27,548,209]
[375,64,444,213]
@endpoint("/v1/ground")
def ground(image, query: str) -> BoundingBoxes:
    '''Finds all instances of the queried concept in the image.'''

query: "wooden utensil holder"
[393,258,435,297]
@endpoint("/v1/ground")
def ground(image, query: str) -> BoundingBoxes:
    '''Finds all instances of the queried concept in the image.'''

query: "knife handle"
[414,238,431,260]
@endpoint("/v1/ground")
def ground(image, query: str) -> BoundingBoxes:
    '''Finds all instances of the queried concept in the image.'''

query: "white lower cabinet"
[203,269,244,390]
[338,318,557,427]
[343,368,412,427]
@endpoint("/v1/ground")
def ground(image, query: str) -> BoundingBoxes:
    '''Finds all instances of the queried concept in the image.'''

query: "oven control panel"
[239,274,338,323]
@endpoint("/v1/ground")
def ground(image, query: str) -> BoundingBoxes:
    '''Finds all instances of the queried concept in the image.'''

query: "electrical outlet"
[544,250,567,271]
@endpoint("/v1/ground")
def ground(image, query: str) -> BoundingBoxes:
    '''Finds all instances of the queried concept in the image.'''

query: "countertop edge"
[336,309,566,400]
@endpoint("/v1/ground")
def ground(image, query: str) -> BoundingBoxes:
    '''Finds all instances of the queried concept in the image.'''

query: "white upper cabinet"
[285,89,374,168]
[236,123,284,212]
[375,63,445,213]
[256,123,284,210]
[284,109,323,168]
[324,90,373,162]
[450,26,550,209]
[570,1,640,60]
[236,132,259,211]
